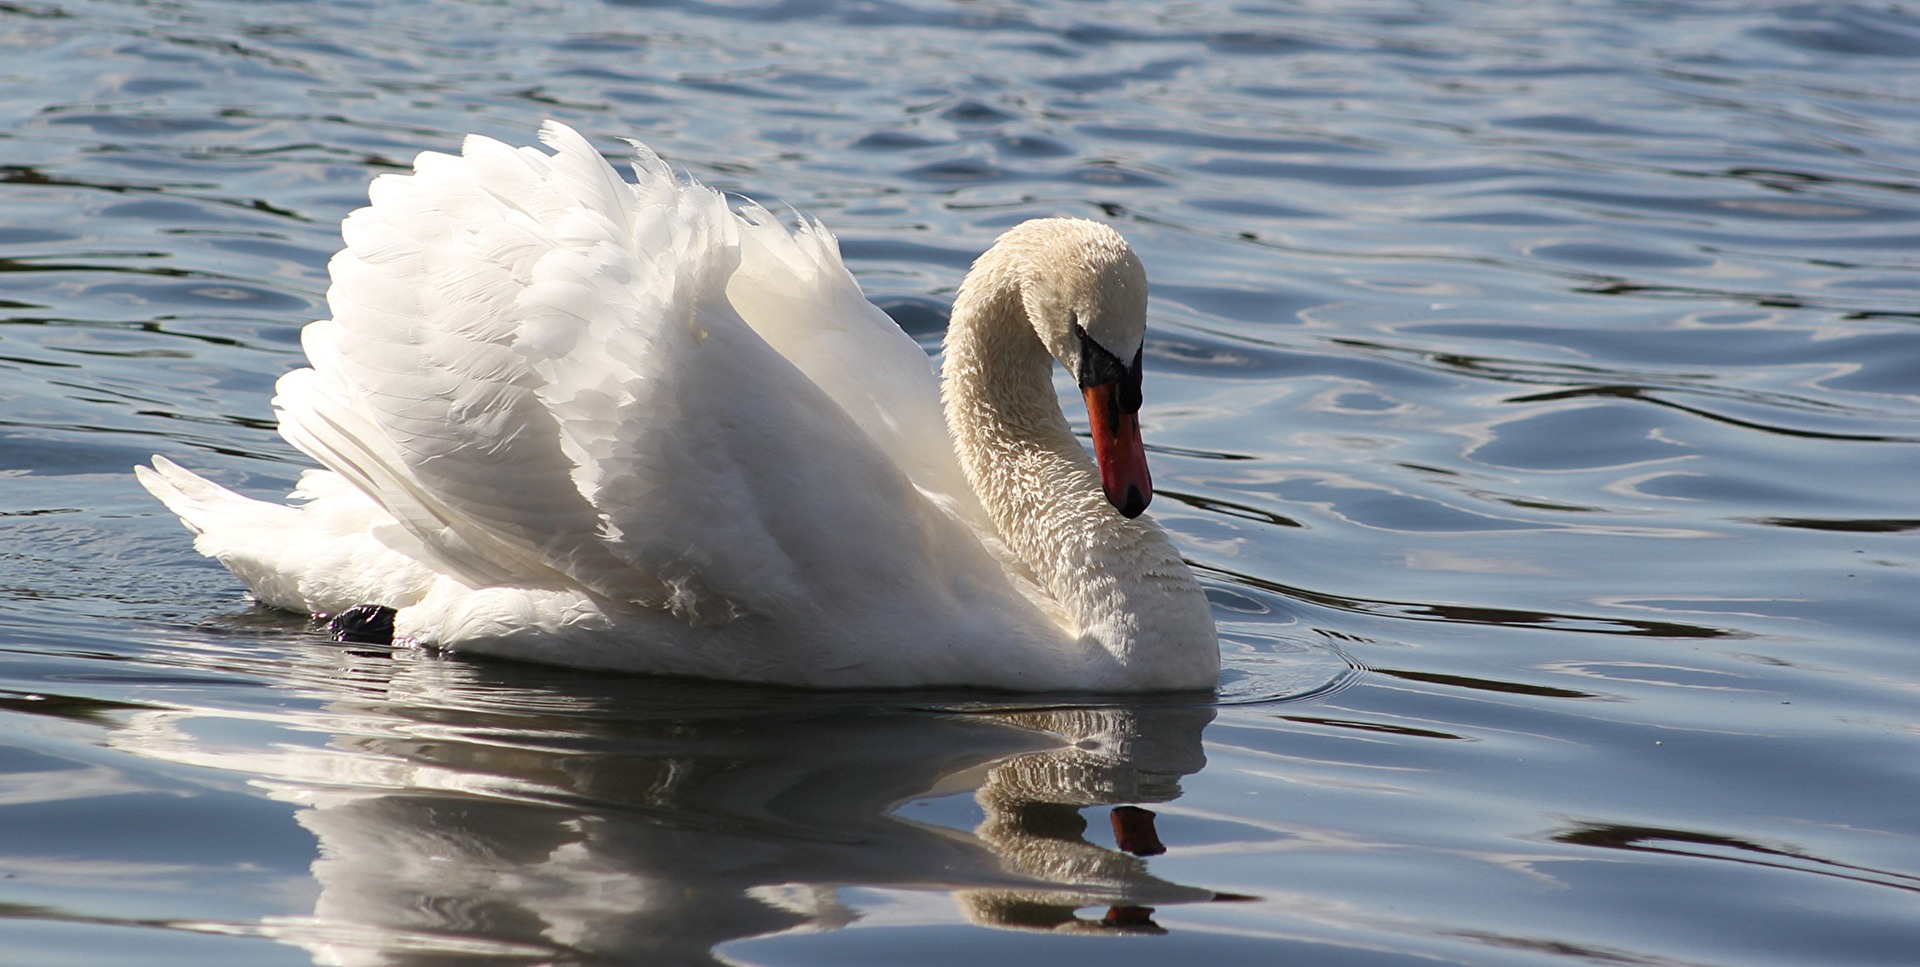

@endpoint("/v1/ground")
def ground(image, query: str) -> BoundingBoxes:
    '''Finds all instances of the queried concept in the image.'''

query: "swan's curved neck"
[941,256,1213,684]
[942,274,1101,571]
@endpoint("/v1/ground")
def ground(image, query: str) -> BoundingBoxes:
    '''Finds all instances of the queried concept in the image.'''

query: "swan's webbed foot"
[328,604,397,644]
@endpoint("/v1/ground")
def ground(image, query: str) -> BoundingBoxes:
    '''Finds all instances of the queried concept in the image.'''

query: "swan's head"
[999,218,1154,518]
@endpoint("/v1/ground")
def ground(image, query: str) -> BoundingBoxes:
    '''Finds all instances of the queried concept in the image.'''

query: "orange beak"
[1082,381,1152,518]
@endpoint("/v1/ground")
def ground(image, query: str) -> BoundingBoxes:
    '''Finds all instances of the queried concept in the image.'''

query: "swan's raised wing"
[726,205,981,523]
[278,125,655,608]
[276,122,1002,626]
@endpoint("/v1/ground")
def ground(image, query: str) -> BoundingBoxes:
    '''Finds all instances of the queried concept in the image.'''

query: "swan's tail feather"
[135,457,439,615]
[137,455,288,541]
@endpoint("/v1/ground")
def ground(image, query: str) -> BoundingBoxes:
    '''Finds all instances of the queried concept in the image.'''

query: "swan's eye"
[1072,321,1144,413]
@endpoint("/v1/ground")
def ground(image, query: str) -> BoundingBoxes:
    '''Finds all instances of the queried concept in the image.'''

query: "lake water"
[4,0,1920,964]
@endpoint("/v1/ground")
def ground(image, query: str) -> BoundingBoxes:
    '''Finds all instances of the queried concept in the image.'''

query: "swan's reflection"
[114,639,1225,965]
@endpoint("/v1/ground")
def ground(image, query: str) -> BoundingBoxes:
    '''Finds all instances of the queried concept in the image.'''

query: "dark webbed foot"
[328,604,397,644]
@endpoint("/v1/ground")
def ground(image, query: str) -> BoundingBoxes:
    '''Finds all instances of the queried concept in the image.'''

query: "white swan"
[137,121,1218,692]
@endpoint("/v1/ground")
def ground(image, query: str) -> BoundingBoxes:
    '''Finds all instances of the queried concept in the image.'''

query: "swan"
[137,121,1218,692]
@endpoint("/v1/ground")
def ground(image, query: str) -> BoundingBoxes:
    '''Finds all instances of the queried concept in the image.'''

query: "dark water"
[5,0,1920,963]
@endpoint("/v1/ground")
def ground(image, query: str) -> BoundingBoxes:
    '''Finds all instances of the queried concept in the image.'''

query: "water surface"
[4,1,1920,964]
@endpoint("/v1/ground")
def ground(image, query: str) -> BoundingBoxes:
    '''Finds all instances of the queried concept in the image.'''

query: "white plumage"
[139,122,1218,691]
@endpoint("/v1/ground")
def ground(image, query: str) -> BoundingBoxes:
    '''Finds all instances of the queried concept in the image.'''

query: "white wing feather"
[727,205,983,525]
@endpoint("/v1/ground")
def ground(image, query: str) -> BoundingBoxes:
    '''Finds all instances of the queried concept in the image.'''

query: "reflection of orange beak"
[1082,382,1152,518]
[1109,805,1166,856]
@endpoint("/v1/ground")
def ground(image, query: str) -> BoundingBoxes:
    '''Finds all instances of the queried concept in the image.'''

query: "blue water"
[5,0,1920,963]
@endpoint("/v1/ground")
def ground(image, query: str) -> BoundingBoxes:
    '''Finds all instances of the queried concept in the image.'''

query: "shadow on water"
[1552,823,1920,896]
[58,631,1260,964]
